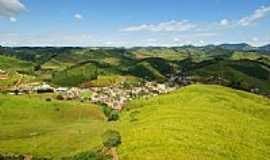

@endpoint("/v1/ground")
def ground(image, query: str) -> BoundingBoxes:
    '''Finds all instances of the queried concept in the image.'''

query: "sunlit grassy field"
[1,85,270,159]
[117,85,270,160]
[0,94,109,158]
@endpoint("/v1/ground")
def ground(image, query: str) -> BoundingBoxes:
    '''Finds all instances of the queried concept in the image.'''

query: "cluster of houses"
[90,82,176,110]
[8,80,177,111]
[9,82,85,100]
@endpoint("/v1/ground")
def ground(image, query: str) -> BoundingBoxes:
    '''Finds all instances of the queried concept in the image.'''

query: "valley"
[0,45,270,160]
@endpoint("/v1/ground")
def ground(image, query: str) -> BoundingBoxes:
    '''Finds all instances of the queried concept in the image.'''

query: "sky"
[0,0,270,47]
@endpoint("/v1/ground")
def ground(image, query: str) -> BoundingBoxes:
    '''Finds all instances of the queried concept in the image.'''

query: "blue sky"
[0,0,270,47]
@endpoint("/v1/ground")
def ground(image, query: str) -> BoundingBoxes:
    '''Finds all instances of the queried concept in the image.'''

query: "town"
[6,79,178,111]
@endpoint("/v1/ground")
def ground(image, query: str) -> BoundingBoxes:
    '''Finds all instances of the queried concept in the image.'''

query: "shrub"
[69,150,111,160]
[56,94,64,100]
[102,106,119,121]
[108,110,119,121]
[102,130,121,148]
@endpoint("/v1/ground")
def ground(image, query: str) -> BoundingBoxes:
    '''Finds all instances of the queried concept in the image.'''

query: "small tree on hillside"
[102,130,121,148]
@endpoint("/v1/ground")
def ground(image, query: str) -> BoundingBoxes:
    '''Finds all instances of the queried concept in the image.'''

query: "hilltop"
[117,84,270,160]
[0,84,270,160]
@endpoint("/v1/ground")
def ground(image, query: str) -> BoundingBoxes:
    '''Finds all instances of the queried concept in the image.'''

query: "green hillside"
[1,85,270,159]
[127,58,175,82]
[0,56,35,90]
[117,85,270,160]
[51,63,98,86]
[189,60,270,93]
[231,51,270,66]
[0,55,33,72]
[0,94,108,158]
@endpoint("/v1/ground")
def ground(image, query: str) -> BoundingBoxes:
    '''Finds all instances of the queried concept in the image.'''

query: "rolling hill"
[188,60,270,93]
[0,85,270,159]
[117,84,270,160]
[0,93,108,159]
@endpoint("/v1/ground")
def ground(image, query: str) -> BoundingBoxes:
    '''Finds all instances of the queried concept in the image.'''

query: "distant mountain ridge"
[219,43,255,51]
[258,44,270,52]
[218,43,270,53]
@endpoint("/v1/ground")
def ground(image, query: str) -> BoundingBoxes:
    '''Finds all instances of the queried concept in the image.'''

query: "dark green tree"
[102,130,121,148]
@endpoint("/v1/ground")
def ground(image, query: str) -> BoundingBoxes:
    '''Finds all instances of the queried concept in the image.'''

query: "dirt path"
[110,147,119,160]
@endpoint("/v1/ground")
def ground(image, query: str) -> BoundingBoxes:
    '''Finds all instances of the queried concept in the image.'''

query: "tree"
[102,130,121,148]
[102,107,119,121]
[34,64,41,71]
[108,110,119,121]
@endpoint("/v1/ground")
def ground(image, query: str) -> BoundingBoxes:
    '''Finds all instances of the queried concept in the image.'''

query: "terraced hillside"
[117,85,270,160]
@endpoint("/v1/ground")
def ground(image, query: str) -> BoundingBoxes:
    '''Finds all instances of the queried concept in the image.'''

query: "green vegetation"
[117,84,270,160]
[66,149,111,160]
[85,75,139,88]
[1,46,270,159]
[128,61,166,81]
[0,55,33,72]
[189,60,270,93]
[231,51,270,66]
[0,94,108,158]
[1,46,269,94]
[52,63,98,86]
[0,84,270,159]
[102,130,121,148]
[131,48,188,61]
[101,106,120,121]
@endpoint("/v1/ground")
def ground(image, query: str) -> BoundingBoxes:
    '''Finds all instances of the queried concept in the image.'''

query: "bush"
[102,106,119,121]
[68,150,111,160]
[56,94,64,100]
[102,130,121,148]
[108,110,119,121]
[45,98,52,102]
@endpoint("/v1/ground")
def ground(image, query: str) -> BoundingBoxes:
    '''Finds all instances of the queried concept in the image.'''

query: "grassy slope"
[231,52,270,66]
[84,75,141,87]
[190,61,270,93]
[117,85,270,160]
[0,55,35,90]
[0,55,33,72]
[0,94,108,158]
[131,48,188,61]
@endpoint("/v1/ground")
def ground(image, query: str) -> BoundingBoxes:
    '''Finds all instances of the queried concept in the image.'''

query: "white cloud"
[173,38,180,42]
[199,40,205,44]
[0,0,26,17]
[9,17,16,22]
[123,20,196,32]
[147,38,157,42]
[252,37,259,42]
[220,19,230,26]
[239,5,270,26]
[74,13,83,20]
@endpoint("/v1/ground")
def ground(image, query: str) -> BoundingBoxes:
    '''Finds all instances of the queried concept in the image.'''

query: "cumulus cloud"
[239,5,270,26]
[9,17,16,22]
[74,13,83,20]
[220,19,230,26]
[0,0,26,17]
[123,20,196,32]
